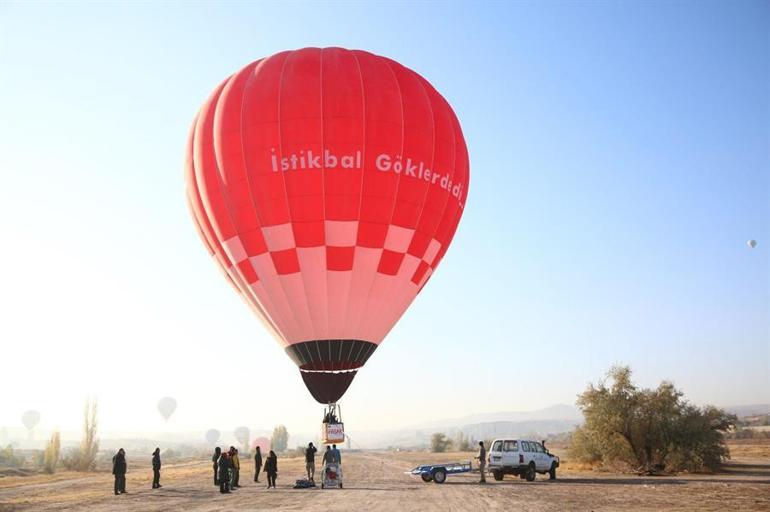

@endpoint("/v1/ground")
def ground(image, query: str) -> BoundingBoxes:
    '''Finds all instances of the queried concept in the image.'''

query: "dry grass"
[1,448,768,512]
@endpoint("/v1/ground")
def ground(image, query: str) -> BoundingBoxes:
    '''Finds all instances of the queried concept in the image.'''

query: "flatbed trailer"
[407,461,472,484]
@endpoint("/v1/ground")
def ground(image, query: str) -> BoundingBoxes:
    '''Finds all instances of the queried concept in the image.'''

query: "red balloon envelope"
[185,48,469,403]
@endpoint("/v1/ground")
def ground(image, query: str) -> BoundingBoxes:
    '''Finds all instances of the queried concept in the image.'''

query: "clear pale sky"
[1,0,768,439]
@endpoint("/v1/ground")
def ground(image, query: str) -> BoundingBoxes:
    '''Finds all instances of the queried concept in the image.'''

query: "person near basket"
[305,442,318,482]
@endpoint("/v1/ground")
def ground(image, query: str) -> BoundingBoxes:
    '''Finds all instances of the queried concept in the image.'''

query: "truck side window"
[504,440,517,452]
[492,441,503,452]
[523,441,531,452]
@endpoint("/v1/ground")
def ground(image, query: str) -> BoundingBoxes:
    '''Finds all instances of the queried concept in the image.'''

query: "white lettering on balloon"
[270,148,465,208]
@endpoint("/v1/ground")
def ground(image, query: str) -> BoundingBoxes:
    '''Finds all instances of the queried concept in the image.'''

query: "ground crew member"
[264,450,278,488]
[476,441,487,483]
[112,448,127,495]
[331,444,341,464]
[151,447,162,489]
[218,452,231,493]
[212,447,221,486]
[305,442,318,481]
[254,446,262,482]
[229,447,241,488]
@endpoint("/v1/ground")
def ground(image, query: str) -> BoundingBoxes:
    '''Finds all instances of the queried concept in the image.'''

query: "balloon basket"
[321,403,345,445]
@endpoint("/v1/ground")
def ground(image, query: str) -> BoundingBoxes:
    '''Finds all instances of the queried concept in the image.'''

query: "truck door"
[534,442,547,470]
[502,440,518,467]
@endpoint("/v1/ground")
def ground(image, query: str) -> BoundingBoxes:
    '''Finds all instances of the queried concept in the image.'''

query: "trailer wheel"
[421,473,432,482]
[525,462,536,482]
[432,468,447,484]
[493,470,503,481]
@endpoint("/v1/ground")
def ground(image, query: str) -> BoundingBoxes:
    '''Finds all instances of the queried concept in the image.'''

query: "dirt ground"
[1,449,769,511]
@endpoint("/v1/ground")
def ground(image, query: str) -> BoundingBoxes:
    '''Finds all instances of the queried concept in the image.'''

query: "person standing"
[305,442,317,482]
[218,452,231,494]
[230,447,241,489]
[264,450,278,488]
[212,447,221,486]
[476,441,487,483]
[112,448,127,495]
[253,446,262,482]
[322,445,332,465]
[331,444,341,464]
[151,447,162,489]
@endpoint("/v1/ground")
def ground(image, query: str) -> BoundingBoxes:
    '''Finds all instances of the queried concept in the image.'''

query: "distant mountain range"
[345,404,583,449]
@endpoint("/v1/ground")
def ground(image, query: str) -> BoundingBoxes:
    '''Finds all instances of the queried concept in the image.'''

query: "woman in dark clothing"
[254,446,262,482]
[218,452,231,493]
[112,448,127,495]
[151,447,162,489]
[212,447,221,486]
[264,450,278,488]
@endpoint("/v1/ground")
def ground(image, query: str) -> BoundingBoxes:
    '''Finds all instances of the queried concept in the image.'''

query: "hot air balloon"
[251,436,270,453]
[748,239,757,249]
[185,47,469,405]
[21,410,40,438]
[205,428,221,445]
[234,426,250,451]
[157,397,177,422]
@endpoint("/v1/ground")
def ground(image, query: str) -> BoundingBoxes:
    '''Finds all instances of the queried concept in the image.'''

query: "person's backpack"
[293,479,315,489]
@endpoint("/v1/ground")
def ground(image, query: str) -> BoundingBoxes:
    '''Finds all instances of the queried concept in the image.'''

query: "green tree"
[571,365,735,473]
[271,425,289,452]
[43,431,61,474]
[430,433,453,453]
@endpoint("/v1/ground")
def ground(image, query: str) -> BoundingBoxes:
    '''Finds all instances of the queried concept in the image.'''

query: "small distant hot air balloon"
[748,239,757,249]
[157,397,177,422]
[251,436,270,453]
[234,426,250,450]
[205,428,220,445]
[21,410,40,440]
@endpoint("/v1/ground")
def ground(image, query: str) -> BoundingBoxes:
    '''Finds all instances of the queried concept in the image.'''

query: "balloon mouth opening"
[285,339,378,372]
[286,340,379,403]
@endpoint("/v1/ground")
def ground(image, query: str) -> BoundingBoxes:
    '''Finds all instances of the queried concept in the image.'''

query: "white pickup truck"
[487,439,559,481]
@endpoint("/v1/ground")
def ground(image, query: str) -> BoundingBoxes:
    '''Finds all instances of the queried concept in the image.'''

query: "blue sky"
[0,0,767,437]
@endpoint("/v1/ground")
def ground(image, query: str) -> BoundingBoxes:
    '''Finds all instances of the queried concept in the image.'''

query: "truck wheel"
[432,468,447,484]
[525,463,536,482]
[421,473,432,482]
[549,463,557,480]
[339,482,343,489]
[493,470,503,481]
